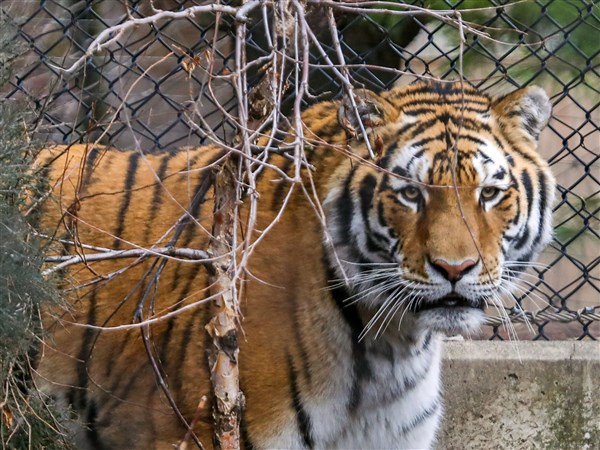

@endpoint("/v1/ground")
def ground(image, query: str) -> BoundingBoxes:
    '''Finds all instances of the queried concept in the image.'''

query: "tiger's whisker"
[489,292,520,340]
[373,284,415,339]
[501,277,552,309]
[504,261,550,270]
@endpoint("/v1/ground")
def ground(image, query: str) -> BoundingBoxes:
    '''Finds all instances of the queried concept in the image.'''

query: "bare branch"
[42,247,214,276]
[50,2,261,75]
[206,159,244,450]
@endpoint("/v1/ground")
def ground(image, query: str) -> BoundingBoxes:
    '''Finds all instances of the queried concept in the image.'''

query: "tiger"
[32,80,555,449]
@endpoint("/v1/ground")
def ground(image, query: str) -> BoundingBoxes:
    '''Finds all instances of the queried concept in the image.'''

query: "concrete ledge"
[439,341,600,450]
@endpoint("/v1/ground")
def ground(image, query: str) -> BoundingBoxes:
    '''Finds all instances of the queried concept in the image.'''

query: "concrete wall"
[439,341,599,450]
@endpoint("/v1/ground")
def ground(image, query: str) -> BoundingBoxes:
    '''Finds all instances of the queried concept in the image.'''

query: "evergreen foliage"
[0,14,73,450]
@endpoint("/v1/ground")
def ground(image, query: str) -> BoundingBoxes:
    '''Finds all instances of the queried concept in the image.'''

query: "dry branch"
[42,247,213,276]
[51,1,262,75]
[206,159,244,450]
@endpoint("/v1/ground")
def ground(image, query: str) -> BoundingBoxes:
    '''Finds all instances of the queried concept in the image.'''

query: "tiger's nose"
[430,258,478,282]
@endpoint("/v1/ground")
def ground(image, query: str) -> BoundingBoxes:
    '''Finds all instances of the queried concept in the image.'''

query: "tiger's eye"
[400,186,422,202]
[480,186,500,201]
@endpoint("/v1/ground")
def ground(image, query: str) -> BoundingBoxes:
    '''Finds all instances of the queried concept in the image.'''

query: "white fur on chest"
[263,334,443,449]
[329,336,442,449]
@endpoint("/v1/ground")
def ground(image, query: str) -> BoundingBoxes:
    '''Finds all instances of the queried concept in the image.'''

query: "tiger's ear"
[337,89,398,139]
[492,86,552,142]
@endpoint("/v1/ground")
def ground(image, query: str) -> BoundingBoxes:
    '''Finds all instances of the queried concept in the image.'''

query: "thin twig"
[42,247,214,276]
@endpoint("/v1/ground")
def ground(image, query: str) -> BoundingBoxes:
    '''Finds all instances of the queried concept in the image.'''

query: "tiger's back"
[34,81,555,449]
[36,146,222,447]
[35,117,366,449]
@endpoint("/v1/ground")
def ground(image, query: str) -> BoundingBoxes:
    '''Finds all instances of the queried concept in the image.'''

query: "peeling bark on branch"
[206,158,244,450]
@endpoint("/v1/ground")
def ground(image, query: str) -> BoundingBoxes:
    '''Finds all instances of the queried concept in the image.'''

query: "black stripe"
[84,400,107,450]
[398,398,441,436]
[371,228,393,250]
[402,94,489,105]
[493,167,507,180]
[403,104,490,117]
[492,135,506,152]
[143,152,175,243]
[377,350,435,404]
[415,330,433,356]
[158,166,217,372]
[456,118,492,133]
[402,81,478,97]
[240,414,256,450]
[104,330,132,379]
[377,142,397,169]
[380,173,393,193]
[514,170,534,250]
[509,172,521,224]
[409,133,445,150]
[99,360,147,424]
[500,134,537,164]
[396,118,436,140]
[376,196,399,246]
[335,166,357,245]
[169,153,221,291]
[291,286,313,387]
[102,256,165,378]
[169,304,204,404]
[457,134,487,147]
[496,204,513,213]
[509,110,541,139]
[372,339,394,364]
[157,154,220,378]
[326,266,371,412]
[314,120,342,138]
[385,192,404,208]
[398,114,490,142]
[359,174,389,255]
[288,354,314,448]
[530,170,548,250]
[477,148,493,164]
[112,152,141,249]
[95,263,167,414]
[391,166,410,179]
[406,149,425,174]
[164,260,206,361]
[71,290,99,411]
[181,164,221,247]
[82,146,102,188]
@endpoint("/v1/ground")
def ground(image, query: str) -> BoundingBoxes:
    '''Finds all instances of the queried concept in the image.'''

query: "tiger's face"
[325,82,555,336]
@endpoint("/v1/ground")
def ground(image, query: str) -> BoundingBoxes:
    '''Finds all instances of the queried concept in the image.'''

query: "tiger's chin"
[412,296,487,335]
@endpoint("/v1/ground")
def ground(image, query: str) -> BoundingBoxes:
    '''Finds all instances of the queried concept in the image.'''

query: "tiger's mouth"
[412,295,486,313]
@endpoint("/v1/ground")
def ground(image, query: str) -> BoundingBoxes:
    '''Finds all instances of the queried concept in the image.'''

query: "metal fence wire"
[1,0,598,340]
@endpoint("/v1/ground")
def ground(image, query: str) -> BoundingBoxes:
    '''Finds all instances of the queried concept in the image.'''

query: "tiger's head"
[324,81,555,336]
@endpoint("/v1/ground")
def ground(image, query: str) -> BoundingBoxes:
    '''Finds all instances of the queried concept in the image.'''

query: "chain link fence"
[1,0,598,340]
